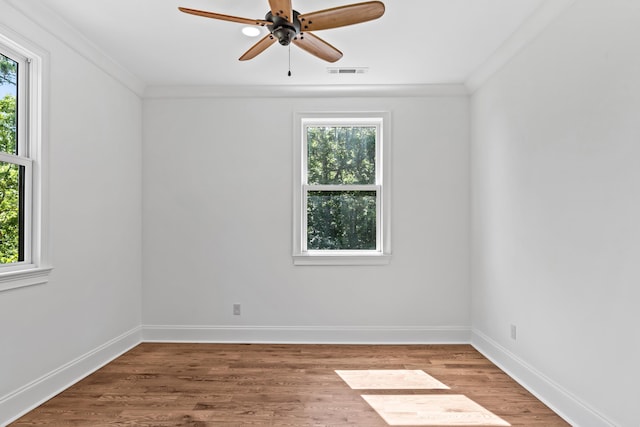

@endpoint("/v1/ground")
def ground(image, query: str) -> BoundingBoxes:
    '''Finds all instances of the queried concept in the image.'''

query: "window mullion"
[0,152,31,166]
[306,184,377,192]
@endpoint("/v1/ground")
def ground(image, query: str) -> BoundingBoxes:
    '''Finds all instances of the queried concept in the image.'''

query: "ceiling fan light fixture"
[272,25,297,45]
[242,26,262,37]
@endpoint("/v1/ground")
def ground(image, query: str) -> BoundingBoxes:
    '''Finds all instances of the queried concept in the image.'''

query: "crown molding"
[3,0,145,97]
[465,0,578,93]
[143,84,469,99]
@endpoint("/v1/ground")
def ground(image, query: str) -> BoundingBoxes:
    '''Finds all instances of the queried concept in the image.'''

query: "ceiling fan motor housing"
[266,10,301,46]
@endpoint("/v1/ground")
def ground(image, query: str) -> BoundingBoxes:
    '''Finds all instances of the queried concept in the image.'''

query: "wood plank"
[11,344,569,426]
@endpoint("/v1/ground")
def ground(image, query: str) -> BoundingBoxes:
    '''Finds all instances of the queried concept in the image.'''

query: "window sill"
[293,253,391,266]
[0,266,53,292]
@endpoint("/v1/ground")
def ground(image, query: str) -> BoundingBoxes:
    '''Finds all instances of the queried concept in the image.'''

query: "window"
[0,32,50,291]
[293,112,391,265]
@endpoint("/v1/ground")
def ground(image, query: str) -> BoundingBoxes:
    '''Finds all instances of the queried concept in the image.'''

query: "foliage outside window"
[0,33,50,291]
[0,53,23,264]
[293,113,391,265]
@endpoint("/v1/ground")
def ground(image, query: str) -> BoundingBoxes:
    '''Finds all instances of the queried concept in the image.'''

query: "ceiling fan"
[178,0,385,63]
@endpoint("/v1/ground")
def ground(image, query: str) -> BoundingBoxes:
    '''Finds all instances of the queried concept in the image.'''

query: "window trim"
[292,112,391,266]
[0,29,51,291]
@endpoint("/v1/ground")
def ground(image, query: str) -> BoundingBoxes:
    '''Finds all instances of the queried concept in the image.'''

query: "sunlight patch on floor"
[361,394,511,426]
[335,370,511,426]
[335,369,450,390]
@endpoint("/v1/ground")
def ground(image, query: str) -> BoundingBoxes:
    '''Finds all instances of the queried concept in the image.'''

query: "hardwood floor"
[12,343,569,426]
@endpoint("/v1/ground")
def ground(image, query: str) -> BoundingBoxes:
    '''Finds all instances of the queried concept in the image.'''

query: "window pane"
[1,53,18,155]
[307,126,376,185]
[0,161,24,263]
[307,191,376,250]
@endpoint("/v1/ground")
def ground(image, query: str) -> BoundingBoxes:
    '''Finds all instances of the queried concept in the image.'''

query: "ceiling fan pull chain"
[288,44,292,77]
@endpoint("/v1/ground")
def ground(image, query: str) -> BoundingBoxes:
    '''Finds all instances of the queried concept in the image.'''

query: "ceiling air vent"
[327,67,369,74]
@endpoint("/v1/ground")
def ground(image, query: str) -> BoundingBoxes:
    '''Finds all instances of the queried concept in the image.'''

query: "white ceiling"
[31,0,548,87]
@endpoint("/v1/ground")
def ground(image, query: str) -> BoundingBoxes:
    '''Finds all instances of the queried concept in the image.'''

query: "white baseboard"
[142,324,471,344]
[0,326,142,426]
[471,329,614,427]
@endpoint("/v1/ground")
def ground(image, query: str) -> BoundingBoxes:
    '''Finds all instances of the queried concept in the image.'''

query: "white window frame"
[293,112,391,265]
[0,29,51,291]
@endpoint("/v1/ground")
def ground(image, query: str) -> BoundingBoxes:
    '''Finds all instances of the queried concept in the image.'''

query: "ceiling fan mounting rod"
[266,10,301,46]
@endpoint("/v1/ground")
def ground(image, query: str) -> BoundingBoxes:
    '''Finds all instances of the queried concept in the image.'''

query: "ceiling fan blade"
[178,7,270,26]
[292,32,343,63]
[239,34,277,61]
[297,1,385,31]
[268,0,293,23]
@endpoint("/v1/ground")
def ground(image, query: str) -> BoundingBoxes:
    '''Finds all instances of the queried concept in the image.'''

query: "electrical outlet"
[233,304,241,316]
[510,324,517,340]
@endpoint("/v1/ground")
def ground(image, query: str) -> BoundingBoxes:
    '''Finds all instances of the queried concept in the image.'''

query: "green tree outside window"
[0,53,21,264]
[306,126,377,250]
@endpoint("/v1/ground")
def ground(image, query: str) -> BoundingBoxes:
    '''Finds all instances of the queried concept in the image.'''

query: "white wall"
[0,1,142,423]
[142,94,470,342]
[470,0,640,425]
